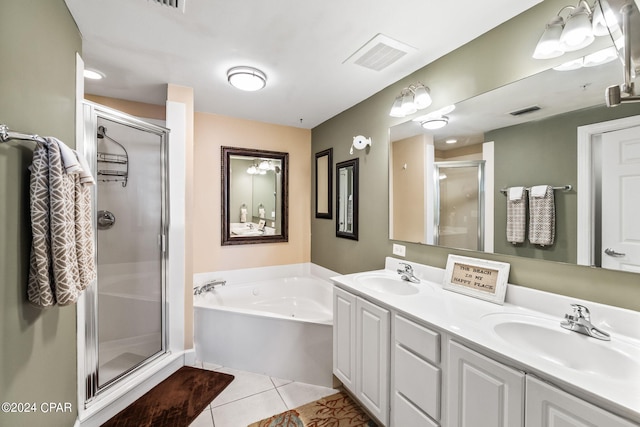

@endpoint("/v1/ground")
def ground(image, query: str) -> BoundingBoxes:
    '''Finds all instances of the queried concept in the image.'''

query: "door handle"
[604,248,626,257]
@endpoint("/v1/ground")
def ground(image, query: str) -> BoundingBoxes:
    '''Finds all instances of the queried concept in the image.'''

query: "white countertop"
[330,257,640,424]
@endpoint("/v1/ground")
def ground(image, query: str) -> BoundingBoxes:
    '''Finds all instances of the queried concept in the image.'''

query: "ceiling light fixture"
[532,0,617,60]
[389,83,432,117]
[84,69,105,80]
[421,116,449,130]
[227,66,267,91]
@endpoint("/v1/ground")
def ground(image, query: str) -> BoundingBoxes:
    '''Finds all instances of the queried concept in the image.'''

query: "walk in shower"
[82,101,169,403]
[434,160,485,251]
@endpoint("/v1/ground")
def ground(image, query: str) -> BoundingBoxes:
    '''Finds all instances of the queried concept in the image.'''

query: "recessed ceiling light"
[227,66,267,91]
[84,69,105,80]
[445,139,458,144]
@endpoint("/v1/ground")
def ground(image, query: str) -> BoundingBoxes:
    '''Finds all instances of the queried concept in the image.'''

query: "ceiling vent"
[509,105,541,116]
[344,34,416,71]
[150,0,184,12]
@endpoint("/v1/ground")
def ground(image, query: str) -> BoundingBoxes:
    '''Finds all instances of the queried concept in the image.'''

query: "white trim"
[483,141,495,253]
[576,114,640,266]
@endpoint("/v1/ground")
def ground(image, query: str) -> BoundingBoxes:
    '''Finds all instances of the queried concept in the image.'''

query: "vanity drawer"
[394,391,439,427]
[394,314,440,364]
[394,343,441,420]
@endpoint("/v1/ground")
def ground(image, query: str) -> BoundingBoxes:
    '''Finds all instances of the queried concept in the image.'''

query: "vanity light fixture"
[389,83,432,117]
[532,0,617,60]
[227,66,267,91]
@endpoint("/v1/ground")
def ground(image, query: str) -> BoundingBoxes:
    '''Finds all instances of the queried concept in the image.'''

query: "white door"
[333,287,356,392]
[356,297,390,426]
[601,126,640,273]
[526,376,637,427]
[447,340,525,427]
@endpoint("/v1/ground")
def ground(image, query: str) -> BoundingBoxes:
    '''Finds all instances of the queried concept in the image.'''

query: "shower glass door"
[83,102,168,401]
[434,161,485,251]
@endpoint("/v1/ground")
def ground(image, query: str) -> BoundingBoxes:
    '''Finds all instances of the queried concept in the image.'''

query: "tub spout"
[194,279,226,295]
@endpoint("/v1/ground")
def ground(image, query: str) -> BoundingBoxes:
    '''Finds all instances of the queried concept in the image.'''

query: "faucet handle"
[570,304,590,320]
[398,262,413,272]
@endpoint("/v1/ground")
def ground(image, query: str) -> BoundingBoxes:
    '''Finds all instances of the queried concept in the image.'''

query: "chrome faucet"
[194,279,226,295]
[397,263,420,283]
[560,304,610,341]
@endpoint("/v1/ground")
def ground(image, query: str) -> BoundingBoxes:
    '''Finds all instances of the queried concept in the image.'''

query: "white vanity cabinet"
[333,286,390,426]
[392,314,441,427]
[447,340,525,427]
[525,376,638,427]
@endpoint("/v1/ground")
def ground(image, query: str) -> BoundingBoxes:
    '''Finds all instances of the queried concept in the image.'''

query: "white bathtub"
[193,263,335,387]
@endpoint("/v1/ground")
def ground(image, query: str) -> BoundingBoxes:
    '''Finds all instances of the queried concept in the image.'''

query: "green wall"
[311,0,640,311]
[0,1,81,426]
[490,102,640,263]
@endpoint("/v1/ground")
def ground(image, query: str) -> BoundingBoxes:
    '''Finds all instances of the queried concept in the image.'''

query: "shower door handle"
[97,210,116,230]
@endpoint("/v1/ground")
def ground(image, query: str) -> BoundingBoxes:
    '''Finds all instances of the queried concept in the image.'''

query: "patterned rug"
[101,366,234,427]
[249,392,377,427]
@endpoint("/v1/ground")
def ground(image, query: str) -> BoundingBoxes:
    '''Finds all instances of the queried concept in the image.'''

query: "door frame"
[576,114,640,266]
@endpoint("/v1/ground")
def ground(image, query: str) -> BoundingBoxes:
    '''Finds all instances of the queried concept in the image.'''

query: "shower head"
[97,125,106,139]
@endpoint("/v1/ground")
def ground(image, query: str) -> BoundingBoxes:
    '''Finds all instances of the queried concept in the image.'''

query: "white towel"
[528,185,555,246]
[240,208,247,223]
[258,207,265,219]
[506,187,526,244]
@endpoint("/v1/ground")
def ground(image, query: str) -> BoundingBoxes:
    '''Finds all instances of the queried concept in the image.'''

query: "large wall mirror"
[222,146,288,245]
[389,36,640,274]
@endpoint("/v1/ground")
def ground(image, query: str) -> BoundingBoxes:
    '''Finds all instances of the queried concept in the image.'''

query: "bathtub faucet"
[194,279,226,295]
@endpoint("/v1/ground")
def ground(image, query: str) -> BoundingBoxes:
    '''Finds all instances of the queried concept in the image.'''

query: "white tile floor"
[187,361,339,427]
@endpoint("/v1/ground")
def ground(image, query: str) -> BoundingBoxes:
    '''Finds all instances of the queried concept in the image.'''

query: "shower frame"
[80,101,170,406]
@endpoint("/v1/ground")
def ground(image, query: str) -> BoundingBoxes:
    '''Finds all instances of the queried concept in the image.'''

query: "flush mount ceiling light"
[421,116,449,130]
[389,83,432,117]
[227,66,267,91]
[532,0,618,60]
[84,69,105,80]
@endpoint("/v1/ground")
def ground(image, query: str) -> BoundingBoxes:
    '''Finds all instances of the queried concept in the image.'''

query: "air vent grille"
[344,34,416,71]
[509,105,541,116]
[150,0,182,10]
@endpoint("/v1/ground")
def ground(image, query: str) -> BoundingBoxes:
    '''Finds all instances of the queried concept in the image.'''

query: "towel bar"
[500,185,572,195]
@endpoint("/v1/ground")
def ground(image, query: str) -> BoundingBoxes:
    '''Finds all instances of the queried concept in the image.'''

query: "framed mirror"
[315,148,332,219]
[221,146,288,245]
[336,158,358,240]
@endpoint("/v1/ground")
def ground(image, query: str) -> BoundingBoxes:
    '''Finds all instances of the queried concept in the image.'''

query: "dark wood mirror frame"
[315,148,333,219]
[221,146,289,245]
[335,158,358,240]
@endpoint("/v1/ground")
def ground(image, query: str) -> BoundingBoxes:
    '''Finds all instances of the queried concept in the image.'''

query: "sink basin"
[231,228,263,236]
[353,272,420,295]
[483,313,640,380]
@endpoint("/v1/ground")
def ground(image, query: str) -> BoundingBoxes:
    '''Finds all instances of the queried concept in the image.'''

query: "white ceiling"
[64,0,541,129]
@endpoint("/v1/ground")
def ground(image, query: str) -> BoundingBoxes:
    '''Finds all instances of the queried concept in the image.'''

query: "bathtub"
[193,263,335,387]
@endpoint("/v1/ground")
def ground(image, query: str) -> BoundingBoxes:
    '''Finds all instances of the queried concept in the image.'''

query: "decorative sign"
[443,255,510,305]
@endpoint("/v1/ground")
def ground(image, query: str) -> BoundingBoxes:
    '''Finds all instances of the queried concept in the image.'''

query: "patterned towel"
[528,185,555,246]
[28,138,96,307]
[506,187,526,244]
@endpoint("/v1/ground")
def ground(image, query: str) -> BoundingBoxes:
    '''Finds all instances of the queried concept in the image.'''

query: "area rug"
[102,366,234,427]
[249,391,377,427]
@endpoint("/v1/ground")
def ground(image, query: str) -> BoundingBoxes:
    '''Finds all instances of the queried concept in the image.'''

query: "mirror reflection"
[390,50,640,272]
[222,147,288,245]
[336,158,358,240]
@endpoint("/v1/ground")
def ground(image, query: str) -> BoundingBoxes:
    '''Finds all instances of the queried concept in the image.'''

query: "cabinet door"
[447,340,525,427]
[356,297,390,426]
[333,287,356,392]
[526,376,638,427]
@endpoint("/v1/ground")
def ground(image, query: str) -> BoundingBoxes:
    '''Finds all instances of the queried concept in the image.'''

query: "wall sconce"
[532,0,618,60]
[389,83,432,117]
[350,135,372,155]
